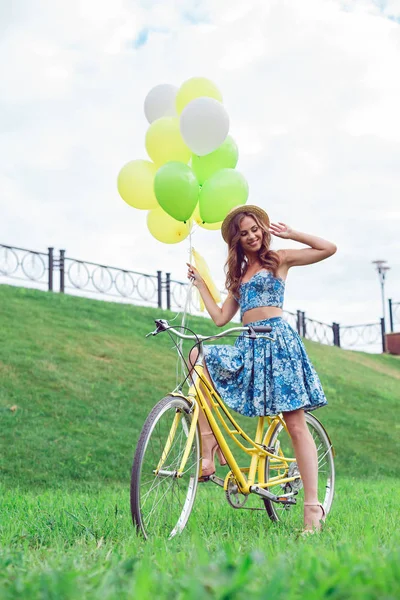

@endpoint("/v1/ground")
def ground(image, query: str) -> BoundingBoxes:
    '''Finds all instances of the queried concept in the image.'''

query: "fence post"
[166,272,171,311]
[59,250,65,293]
[388,298,394,333]
[380,317,386,353]
[301,311,306,338]
[157,271,162,309]
[296,310,302,336]
[48,247,54,292]
[332,322,341,347]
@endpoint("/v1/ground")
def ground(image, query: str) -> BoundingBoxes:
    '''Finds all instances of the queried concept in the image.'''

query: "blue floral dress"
[203,270,327,417]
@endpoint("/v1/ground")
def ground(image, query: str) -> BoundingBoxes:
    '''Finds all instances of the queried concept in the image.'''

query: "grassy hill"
[1,284,400,600]
[1,283,399,490]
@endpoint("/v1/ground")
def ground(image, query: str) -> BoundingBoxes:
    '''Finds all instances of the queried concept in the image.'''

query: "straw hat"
[221,204,270,243]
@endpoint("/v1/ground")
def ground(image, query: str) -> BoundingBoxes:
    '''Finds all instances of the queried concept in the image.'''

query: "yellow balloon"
[117,160,158,209]
[193,203,222,230]
[192,248,221,311]
[176,77,223,115]
[145,117,191,166]
[147,207,192,244]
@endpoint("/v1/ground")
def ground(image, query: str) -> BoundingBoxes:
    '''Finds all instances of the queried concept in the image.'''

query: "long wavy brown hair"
[224,210,281,298]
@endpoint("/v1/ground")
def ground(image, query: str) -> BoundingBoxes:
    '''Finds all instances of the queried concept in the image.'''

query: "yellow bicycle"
[130,319,335,539]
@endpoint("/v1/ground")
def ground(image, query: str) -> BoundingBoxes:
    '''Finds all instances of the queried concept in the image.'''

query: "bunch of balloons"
[117,77,249,244]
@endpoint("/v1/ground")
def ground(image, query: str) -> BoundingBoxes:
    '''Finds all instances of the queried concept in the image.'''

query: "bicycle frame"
[185,364,298,495]
[157,355,299,499]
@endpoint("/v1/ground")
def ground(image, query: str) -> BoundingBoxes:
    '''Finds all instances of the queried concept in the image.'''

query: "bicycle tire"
[130,395,200,539]
[263,412,335,523]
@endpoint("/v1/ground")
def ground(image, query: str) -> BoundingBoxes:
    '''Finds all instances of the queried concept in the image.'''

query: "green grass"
[1,480,399,599]
[1,284,400,599]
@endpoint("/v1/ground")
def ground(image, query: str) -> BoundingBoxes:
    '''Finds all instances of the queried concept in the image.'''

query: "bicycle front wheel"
[130,395,200,539]
[263,412,335,523]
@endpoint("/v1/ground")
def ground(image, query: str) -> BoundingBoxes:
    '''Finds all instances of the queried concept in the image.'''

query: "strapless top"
[237,270,285,319]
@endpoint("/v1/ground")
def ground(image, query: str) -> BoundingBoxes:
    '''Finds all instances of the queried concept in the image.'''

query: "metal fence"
[340,321,385,349]
[0,244,166,308]
[62,253,164,308]
[0,244,50,289]
[0,243,387,352]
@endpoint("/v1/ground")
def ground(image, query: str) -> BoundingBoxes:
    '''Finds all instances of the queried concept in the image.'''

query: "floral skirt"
[203,317,327,417]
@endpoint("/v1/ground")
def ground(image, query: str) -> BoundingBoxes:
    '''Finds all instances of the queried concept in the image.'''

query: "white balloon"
[144,84,178,123]
[179,97,230,156]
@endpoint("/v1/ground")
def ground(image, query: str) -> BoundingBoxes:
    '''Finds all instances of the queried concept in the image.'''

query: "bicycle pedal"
[208,474,225,487]
[198,475,211,483]
[276,495,297,505]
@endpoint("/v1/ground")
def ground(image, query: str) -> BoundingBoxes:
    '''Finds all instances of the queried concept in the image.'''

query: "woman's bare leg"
[283,409,324,530]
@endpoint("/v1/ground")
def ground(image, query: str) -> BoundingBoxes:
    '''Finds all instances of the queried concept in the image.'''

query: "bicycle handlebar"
[146,319,272,342]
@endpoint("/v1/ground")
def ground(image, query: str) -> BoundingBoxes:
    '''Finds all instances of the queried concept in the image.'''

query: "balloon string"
[175,224,195,388]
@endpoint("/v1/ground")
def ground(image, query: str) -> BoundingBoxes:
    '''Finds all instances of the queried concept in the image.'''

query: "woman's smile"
[247,238,261,248]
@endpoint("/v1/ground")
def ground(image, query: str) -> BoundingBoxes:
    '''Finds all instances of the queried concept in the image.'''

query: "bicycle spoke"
[131,396,200,539]
[318,446,332,464]
[141,474,168,504]
[181,458,201,476]
[263,414,335,523]
[144,477,175,527]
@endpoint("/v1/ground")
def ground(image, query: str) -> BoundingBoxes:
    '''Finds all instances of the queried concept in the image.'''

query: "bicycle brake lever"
[146,319,169,338]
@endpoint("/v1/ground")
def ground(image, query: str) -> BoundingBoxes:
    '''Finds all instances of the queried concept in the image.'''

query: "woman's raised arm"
[270,222,337,267]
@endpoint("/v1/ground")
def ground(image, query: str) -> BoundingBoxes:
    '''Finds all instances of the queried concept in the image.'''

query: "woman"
[187,205,336,533]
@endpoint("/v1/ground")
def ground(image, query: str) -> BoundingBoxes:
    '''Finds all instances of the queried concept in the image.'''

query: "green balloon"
[199,168,249,223]
[154,161,199,222]
[192,136,238,184]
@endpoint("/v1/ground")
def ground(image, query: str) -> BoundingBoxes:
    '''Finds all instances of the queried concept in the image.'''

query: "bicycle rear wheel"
[130,395,200,539]
[263,412,335,523]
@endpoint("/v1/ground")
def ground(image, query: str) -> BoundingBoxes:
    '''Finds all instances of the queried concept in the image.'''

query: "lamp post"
[372,260,390,326]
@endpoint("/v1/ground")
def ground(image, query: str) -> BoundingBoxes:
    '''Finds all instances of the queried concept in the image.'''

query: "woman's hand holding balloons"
[186,263,204,288]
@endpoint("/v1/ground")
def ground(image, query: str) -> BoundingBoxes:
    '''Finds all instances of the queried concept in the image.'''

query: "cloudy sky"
[1,0,399,332]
